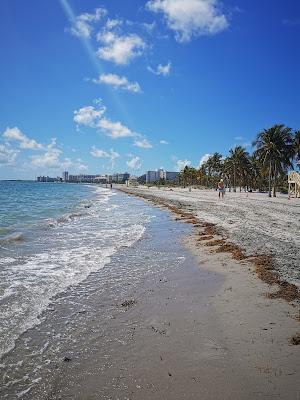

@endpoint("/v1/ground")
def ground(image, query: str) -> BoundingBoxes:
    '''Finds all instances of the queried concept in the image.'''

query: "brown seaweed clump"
[197,235,214,241]
[268,282,300,302]
[291,333,300,345]
[251,255,279,285]
[251,256,300,302]
[214,242,247,261]
[205,239,226,247]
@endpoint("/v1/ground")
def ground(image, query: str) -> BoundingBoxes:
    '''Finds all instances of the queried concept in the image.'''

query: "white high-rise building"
[62,171,69,182]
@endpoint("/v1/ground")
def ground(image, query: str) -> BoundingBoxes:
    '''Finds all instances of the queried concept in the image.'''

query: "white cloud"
[146,0,229,42]
[148,62,171,76]
[61,158,88,171]
[90,146,120,160]
[97,31,146,65]
[133,139,153,149]
[74,100,148,141]
[0,143,19,165]
[90,146,120,167]
[90,147,109,158]
[98,117,136,139]
[93,73,141,93]
[73,104,106,128]
[30,139,62,169]
[126,156,142,170]
[30,138,87,171]
[142,21,156,33]
[234,136,244,141]
[198,153,211,167]
[106,18,123,29]
[175,159,191,171]
[69,7,107,39]
[3,127,43,150]
[160,139,169,144]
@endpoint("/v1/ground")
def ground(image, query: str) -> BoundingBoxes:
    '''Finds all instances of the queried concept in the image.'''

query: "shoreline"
[118,186,300,300]
[117,186,300,397]
[1,188,300,399]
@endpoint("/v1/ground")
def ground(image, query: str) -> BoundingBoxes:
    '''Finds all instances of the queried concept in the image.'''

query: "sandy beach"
[1,188,299,399]
[119,186,300,288]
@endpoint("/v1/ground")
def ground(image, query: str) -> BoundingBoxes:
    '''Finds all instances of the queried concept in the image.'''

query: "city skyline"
[1,0,300,179]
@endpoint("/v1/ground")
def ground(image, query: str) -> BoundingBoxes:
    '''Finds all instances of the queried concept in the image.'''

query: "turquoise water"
[0,181,150,358]
[0,181,93,245]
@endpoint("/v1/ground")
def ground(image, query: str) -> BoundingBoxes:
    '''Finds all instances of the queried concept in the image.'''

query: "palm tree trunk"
[273,165,277,197]
[268,159,272,197]
[233,166,236,192]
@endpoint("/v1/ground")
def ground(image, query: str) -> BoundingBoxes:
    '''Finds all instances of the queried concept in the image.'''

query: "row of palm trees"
[178,124,300,197]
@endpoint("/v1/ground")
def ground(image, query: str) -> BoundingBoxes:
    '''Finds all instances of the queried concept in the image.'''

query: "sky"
[0,0,299,179]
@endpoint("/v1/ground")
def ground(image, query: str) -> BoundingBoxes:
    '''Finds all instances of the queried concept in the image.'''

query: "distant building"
[94,175,109,184]
[158,169,166,180]
[137,174,146,183]
[126,176,138,187]
[62,171,69,182]
[146,171,158,183]
[165,171,179,182]
[145,169,178,183]
[69,174,97,183]
[111,172,130,183]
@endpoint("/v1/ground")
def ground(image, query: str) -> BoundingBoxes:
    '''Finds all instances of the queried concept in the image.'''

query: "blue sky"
[0,0,299,179]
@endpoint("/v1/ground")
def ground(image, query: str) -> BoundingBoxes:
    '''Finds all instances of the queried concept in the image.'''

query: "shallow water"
[0,182,149,359]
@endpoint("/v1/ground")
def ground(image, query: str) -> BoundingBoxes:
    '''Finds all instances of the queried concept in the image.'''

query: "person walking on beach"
[218,178,225,199]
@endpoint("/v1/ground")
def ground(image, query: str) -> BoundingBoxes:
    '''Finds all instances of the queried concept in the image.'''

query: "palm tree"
[225,146,251,192]
[294,130,300,169]
[179,166,198,186]
[253,124,294,197]
[203,152,223,187]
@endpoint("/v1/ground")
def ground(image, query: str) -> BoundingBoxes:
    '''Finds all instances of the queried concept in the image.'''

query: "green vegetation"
[178,124,300,197]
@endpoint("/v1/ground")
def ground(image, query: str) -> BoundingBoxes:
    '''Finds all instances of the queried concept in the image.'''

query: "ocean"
[0,181,194,399]
[0,181,148,359]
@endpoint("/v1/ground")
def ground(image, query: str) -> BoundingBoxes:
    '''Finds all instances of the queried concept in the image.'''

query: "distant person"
[218,179,225,199]
[110,183,113,189]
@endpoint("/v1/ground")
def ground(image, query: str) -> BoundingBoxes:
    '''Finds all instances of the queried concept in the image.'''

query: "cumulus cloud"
[3,127,43,150]
[126,156,142,170]
[0,144,19,165]
[98,118,137,139]
[90,146,120,167]
[74,100,142,139]
[198,153,211,167]
[90,146,119,160]
[175,159,191,171]
[93,73,141,93]
[160,139,169,144]
[69,7,107,39]
[96,31,146,65]
[133,139,153,149]
[30,139,62,169]
[146,0,229,42]
[30,138,87,171]
[73,104,106,128]
[106,18,123,29]
[90,147,109,158]
[147,62,171,76]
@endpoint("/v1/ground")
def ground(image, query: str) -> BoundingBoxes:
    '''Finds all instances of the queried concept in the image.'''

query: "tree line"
[178,124,300,197]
